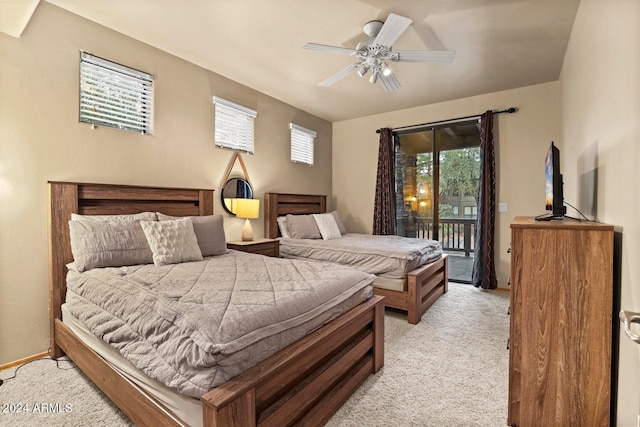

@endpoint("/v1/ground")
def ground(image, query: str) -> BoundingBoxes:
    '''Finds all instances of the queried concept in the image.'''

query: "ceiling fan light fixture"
[357,64,370,77]
[369,70,379,84]
[381,63,392,76]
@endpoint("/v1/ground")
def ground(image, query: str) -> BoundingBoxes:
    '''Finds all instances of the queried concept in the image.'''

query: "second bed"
[265,193,449,324]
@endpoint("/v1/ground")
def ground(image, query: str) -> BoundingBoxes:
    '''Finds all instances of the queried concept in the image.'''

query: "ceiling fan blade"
[379,72,401,93]
[395,50,456,63]
[318,63,360,87]
[302,43,356,56]
[373,13,412,48]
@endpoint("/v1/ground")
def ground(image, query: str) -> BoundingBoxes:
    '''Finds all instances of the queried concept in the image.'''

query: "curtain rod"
[375,107,517,134]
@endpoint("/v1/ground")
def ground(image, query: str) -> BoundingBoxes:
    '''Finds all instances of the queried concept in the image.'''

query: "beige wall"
[560,0,640,424]
[333,82,561,288]
[0,2,332,365]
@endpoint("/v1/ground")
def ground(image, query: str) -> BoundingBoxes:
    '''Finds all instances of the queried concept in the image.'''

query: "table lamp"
[235,198,260,241]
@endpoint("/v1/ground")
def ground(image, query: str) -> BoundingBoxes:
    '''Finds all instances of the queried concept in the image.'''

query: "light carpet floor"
[0,283,510,427]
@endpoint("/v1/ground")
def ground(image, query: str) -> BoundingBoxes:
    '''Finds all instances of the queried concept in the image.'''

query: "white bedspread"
[65,250,374,398]
[279,233,442,279]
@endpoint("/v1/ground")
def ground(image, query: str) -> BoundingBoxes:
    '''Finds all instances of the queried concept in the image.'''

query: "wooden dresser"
[508,217,613,427]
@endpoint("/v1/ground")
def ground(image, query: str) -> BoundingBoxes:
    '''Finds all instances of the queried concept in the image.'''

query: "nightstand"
[227,238,280,257]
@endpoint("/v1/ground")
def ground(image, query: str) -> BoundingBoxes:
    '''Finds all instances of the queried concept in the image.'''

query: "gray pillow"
[68,219,153,272]
[285,214,321,239]
[277,216,291,238]
[330,210,347,235]
[157,213,227,256]
[140,218,203,266]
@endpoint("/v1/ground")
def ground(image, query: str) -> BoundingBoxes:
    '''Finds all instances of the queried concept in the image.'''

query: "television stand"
[534,213,581,222]
[534,213,563,221]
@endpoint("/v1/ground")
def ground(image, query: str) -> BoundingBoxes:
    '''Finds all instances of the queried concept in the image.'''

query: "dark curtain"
[471,111,498,289]
[373,128,395,235]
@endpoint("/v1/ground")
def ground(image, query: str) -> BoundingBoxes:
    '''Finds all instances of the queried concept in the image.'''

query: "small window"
[290,123,316,166]
[79,52,153,134]
[463,206,478,218]
[213,97,257,153]
[452,206,459,216]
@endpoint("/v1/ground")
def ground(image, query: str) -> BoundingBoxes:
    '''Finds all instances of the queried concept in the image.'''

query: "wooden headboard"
[48,181,214,357]
[264,193,327,239]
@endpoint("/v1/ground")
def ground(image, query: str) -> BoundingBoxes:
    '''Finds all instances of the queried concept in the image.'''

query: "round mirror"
[221,177,253,215]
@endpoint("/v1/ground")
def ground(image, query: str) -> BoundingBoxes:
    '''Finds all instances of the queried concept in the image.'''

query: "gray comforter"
[279,233,443,278]
[65,250,374,397]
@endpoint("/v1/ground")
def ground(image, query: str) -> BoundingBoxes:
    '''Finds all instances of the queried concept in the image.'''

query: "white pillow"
[313,213,342,240]
[140,218,203,266]
[157,213,227,256]
[277,216,291,238]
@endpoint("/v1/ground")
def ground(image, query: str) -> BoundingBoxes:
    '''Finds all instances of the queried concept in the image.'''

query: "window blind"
[79,52,153,134]
[213,97,257,153]
[290,123,316,166]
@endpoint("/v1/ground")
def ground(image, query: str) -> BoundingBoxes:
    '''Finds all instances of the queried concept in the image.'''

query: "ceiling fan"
[302,13,455,92]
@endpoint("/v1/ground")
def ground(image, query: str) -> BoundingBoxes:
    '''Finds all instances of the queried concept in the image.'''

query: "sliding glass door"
[394,120,481,283]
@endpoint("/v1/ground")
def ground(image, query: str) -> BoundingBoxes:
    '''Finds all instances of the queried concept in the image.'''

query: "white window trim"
[213,96,257,153]
[290,123,316,166]
[79,52,154,134]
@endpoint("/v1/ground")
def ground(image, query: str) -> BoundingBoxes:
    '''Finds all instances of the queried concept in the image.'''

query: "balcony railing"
[397,216,476,256]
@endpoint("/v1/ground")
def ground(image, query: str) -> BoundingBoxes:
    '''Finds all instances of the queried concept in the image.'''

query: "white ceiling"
[0,0,39,37]
[14,0,580,122]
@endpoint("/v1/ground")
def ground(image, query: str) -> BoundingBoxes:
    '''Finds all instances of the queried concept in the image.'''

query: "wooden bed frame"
[48,181,384,427]
[264,192,448,325]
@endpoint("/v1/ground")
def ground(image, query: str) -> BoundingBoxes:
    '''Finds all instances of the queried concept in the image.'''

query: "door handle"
[619,310,640,344]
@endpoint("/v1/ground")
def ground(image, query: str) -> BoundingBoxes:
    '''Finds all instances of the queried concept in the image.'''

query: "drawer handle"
[620,310,640,344]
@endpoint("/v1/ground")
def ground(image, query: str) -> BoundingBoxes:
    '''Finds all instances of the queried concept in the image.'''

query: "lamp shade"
[235,198,259,219]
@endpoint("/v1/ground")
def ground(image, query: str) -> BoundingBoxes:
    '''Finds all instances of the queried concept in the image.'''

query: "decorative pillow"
[157,213,227,256]
[330,210,347,235]
[140,218,203,266]
[313,213,343,240]
[277,216,291,238]
[285,214,321,239]
[71,212,157,222]
[68,219,153,272]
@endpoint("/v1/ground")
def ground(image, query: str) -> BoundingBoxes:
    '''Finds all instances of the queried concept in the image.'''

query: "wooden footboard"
[55,296,384,427]
[202,295,385,426]
[374,254,448,324]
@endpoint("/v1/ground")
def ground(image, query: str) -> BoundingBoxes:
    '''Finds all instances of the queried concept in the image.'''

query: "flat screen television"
[539,141,566,220]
